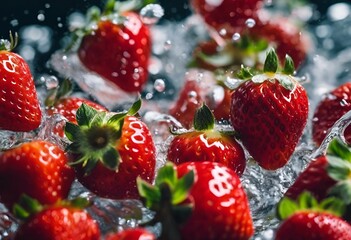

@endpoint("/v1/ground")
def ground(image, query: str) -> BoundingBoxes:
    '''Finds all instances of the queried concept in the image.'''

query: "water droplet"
[154,79,166,92]
[10,19,19,27]
[219,28,227,36]
[140,4,164,25]
[45,76,59,90]
[0,39,11,51]
[327,3,350,21]
[188,91,198,103]
[245,18,256,28]
[145,92,153,100]
[164,40,172,51]
[264,0,273,7]
[232,33,241,42]
[37,13,45,21]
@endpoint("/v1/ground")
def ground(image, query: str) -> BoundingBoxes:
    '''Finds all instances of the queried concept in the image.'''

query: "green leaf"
[90,111,107,127]
[328,139,351,162]
[329,181,351,205]
[277,197,299,220]
[237,65,254,80]
[283,55,295,75]
[137,177,161,209]
[64,122,81,141]
[83,158,99,176]
[172,170,194,205]
[319,197,345,217]
[13,194,43,220]
[197,51,234,68]
[104,0,116,15]
[87,6,101,22]
[102,147,120,170]
[327,155,351,181]
[12,204,30,220]
[65,141,81,154]
[107,112,128,128]
[155,162,177,188]
[297,191,318,209]
[263,49,278,73]
[128,97,142,116]
[76,104,98,127]
[193,104,215,131]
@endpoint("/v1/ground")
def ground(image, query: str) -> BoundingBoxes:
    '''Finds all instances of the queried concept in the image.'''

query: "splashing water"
[2,1,351,239]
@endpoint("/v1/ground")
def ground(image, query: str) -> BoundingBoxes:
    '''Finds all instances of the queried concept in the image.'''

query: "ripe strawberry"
[167,104,246,175]
[284,140,351,209]
[276,192,351,240]
[137,162,254,240]
[77,1,151,93]
[45,79,107,137]
[65,98,156,199]
[14,196,100,240]
[312,82,351,146]
[230,49,309,170]
[191,0,264,38]
[0,32,42,132]
[250,16,310,68]
[0,140,75,210]
[105,228,156,240]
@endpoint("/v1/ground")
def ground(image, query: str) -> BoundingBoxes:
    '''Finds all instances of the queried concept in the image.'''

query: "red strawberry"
[45,79,107,137]
[0,33,42,132]
[276,192,351,240]
[191,0,264,37]
[137,162,254,240]
[284,140,351,209]
[167,104,246,175]
[312,82,351,146]
[105,228,156,240]
[250,16,310,68]
[14,196,100,240]
[77,2,151,93]
[230,49,309,170]
[65,99,156,199]
[0,140,75,210]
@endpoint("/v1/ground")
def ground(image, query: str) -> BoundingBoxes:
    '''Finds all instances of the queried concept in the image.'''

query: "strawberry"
[105,228,156,240]
[76,0,151,93]
[312,82,351,146]
[230,49,309,170]
[167,104,246,175]
[0,32,42,132]
[137,161,254,240]
[190,0,264,38]
[0,140,75,210]
[284,140,351,212]
[276,192,351,240]
[45,79,107,137]
[249,16,310,68]
[65,98,156,199]
[14,196,100,240]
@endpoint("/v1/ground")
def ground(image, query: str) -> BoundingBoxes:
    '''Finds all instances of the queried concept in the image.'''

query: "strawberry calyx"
[325,139,351,205]
[13,194,90,221]
[44,78,73,107]
[277,191,346,221]
[0,31,18,52]
[137,162,194,240]
[65,98,141,175]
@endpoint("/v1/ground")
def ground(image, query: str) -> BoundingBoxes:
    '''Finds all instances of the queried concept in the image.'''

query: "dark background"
[0,0,348,75]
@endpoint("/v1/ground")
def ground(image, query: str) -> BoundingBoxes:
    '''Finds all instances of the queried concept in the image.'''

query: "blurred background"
[0,0,349,75]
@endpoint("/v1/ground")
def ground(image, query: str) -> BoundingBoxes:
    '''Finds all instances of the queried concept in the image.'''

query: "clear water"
[1,1,351,239]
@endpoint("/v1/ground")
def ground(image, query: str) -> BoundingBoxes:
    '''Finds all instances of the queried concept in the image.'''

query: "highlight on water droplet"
[154,79,166,92]
[245,18,256,28]
[45,76,59,90]
[232,33,241,42]
[140,4,165,25]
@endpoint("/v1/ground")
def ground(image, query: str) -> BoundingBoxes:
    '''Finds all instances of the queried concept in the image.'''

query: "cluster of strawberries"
[1,0,351,239]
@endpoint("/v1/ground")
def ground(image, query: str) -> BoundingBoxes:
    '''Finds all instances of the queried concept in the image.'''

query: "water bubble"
[188,90,198,103]
[245,18,256,28]
[145,93,153,100]
[10,19,19,27]
[327,3,350,22]
[232,33,241,42]
[164,40,172,51]
[37,13,45,22]
[45,76,59,90]
[0,39,11,51]
[219,28,227,36]
[154,79,166,92]
[140,4,165,25]
[264,0,273,7]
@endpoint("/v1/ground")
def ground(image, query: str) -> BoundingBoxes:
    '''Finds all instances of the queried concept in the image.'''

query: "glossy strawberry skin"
[176,162,254,240]
[167,131,246,175]
[275,211,351,240]
[74,116,156,199]
[78,12,151,93]
[191,0,264,37]
[312,83,351,146]
[284,156,336,201]
[0,141,75,210]
[15,206,100,240]
[230,79,309,170]
[46,97,107,137]
[105,228,156,240]
[0,51,42,132]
